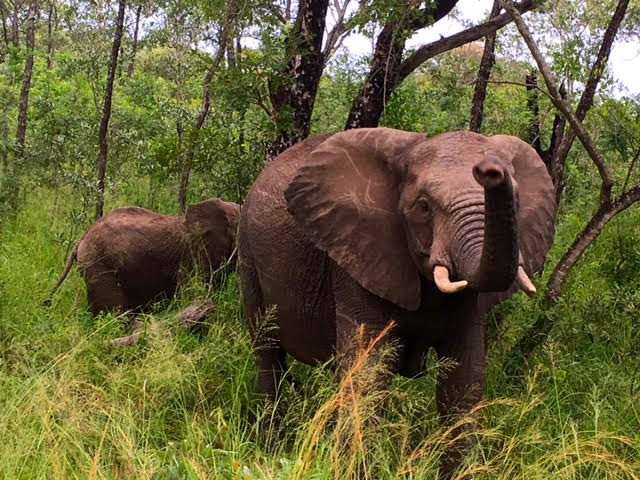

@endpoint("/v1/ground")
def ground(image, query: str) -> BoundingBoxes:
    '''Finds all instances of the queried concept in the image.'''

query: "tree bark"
[345,0,458,129]
[15,0,37,161]
[95,0,126,219]
[267,0,329,159]
[126,4,142,78]
[500,0,615,205]
[469,0,501,133]
[525,71,541,150]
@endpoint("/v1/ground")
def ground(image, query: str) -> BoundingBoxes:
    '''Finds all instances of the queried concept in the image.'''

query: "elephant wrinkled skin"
[48,198,240,315]
[238,128,556,478]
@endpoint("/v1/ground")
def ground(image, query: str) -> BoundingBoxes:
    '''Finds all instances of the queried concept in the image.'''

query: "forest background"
[1,0,640,478]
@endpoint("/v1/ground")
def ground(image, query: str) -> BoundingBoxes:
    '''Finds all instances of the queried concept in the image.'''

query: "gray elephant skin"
[48,198,240,315]
[238,128,556,478]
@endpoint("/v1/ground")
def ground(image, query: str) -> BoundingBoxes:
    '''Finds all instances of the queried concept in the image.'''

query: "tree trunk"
[95,0,126,219]
[10,0,18,48]
[525,70,566,174]
[1,114,8,169]
[346,0,458,130]
[469,0,501,133]
[267,0,329,159]
[178,68,214,214]
[15,0,37,161]
[0,0,9,60]
[46,0,56,69]
[178,8,234,213]
[127,4,142,78]
[344,22,407,129]
[525,71,541,150]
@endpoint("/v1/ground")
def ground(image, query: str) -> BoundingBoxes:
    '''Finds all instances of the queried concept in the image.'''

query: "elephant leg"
[332,265,399,380]
[84,266,127,315]
[331,265,399,478]
[434,308,485,480]
[239,253,287,401]
[239,253,288,442]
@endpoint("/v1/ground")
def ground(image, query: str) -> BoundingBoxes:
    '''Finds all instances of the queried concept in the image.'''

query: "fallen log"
[108,299,215,348]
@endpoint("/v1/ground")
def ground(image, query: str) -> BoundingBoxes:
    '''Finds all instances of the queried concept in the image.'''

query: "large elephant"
[238,128,556,478]
[47,198,240,315]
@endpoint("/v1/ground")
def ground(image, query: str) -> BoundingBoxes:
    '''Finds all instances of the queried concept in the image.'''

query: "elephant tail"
[43,241,79,307]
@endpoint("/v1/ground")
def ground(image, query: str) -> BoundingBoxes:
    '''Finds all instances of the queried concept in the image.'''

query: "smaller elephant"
[47,198,240,315]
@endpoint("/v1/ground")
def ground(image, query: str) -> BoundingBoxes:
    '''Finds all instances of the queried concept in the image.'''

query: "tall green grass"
[0,185,638,479]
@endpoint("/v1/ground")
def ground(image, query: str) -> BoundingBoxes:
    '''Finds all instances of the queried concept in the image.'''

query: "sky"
[341,0,640,97]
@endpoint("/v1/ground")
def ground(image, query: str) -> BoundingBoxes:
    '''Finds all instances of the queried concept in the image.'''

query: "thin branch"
[398,0,535,82]
[622,144,640,193]
[550,0,630,200]
[322,0,353,60]
[546,186,640,300]
[499,0,615,204]
[484,79,555,100]
[469,0,502,133]
[252,86,276,120]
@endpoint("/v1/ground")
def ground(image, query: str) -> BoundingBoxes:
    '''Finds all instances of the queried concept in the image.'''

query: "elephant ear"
[490,135,557,276]
[186,199,236,265]
[285,128,424,311]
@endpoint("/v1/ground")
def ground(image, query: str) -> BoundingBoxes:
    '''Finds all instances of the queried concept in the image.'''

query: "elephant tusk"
[516,266,536,296]
[433,265,468,294]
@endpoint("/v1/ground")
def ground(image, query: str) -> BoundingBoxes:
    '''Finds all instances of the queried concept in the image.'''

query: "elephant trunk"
[454,157,519,292]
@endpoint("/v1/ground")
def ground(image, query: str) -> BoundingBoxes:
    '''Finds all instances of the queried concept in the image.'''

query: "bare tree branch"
[499,0,614,204]
[549,0,630,202]
[398,0,535,83]
[322,0,354,61]
[346,0,459,129]
[621,144,640,201]
[178,6,236,214]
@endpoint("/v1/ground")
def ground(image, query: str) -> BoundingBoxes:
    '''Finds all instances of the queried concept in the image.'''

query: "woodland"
[0,0,639,478]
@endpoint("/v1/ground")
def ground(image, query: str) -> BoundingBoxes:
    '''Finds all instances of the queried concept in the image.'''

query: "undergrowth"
[0,185,638,479]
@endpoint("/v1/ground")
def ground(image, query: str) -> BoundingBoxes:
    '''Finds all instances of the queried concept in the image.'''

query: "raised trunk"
[456,159,518,291]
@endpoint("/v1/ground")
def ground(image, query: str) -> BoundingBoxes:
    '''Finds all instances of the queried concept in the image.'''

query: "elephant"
[47,198,240,315]
[237,128,556,478]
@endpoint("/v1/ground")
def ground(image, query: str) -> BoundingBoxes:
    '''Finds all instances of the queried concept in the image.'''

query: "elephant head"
[185,198,240,275]
[284,128,556,311]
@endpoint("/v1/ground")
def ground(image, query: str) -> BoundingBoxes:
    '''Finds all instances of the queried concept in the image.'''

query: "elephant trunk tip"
[472,157,506,190]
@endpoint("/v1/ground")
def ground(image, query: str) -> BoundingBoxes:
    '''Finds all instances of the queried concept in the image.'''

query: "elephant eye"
[415,198,431,215]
